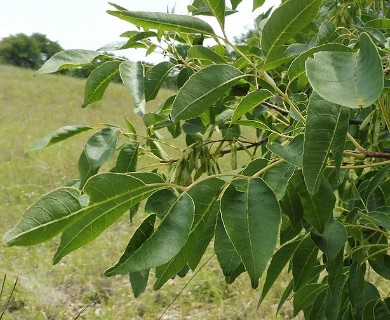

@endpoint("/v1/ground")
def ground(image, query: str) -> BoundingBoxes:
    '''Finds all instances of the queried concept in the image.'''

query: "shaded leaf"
[293,283,327,316]
[293,172,335,233]
[267,134,304,167]
[263,162,295,200]
[114,141,139,173]
[306,33,383,108]
[53,173,164,264]
[303,92,349,195]
[83,60,121,107]
[130,270,150,298]
[214,214,244,283]
[78,127,120,187]
[231,89,273,122]
[259,238,302,306]
[3,188,82,246]
[171,64,243,122]
[374,298,390,320]
[292,236,319,291]
[221,178,281,288]
[104,192,194,275]
[27,125,92,152]
[107,10,215,35]
[311,220,347,264]
[187,45,226,64]
[36,49,103,74]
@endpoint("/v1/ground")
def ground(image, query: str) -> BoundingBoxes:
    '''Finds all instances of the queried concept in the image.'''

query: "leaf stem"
[347,132,365,151]
[253,158,285,178]
[329,160,390,169]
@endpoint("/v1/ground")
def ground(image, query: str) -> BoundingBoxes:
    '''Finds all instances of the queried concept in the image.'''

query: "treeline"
[0,33,176,89]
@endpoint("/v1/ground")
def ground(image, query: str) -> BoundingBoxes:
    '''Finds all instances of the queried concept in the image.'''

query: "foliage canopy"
[3,0,390,318]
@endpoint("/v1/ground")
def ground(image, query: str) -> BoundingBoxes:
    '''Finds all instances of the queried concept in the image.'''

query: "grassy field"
[0,64,295,319]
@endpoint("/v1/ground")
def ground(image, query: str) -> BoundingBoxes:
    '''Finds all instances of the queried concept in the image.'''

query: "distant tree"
[0,33,62,69]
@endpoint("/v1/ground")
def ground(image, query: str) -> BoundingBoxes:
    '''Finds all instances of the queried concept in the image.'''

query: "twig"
[262,101,289,115]
[218,137,269,156]
[158,255,214,320]
[73,295,99,320]
[0,275,18,320]
[352,150,390,159]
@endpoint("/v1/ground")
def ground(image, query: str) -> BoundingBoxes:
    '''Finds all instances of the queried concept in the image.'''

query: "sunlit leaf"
[107,10,215,35]
[261,0,322,69]
[3,188,82,246]
[36,50,103,74]
[267,134,304,167]
[27,125,92,152]
[83,60,121,107]
[171,64,243,122]
[203,0,225,28]
[187,45,226,64]
[306,33,383,108]
[120,61,145,114]
[53,173,164,264]
[144,61,175,102]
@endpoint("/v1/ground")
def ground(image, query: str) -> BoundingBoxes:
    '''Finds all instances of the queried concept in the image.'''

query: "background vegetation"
[0,64,292,319]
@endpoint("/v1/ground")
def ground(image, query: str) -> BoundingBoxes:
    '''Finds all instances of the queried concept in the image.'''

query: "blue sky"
[0,0,280,62]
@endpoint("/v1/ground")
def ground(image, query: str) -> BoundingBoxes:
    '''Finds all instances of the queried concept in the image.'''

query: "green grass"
[0,64,296,319]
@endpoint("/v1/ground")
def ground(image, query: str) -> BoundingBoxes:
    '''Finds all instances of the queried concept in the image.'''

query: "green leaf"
[230,0,243,10]
[263,162,295,200]
[203,0,225,28]
[82,60,121,107]
[366,18,390,29]
[306,33,383,108]
[231,89,273,122]
[27,125,92,152]
[78,127,120,187]
[253,0,266,10]
[114,142,139,173]
[267,134,304,167]
[369,210,390,230]
[292,172,335,233]
[288,43,352,83]
[154,178,224,289]
[261,0,322,69]
[187,45,226,64]
[36,49,103,74]
[129,270,150,298]
[171,64,243,122]
[119,61,145,114]
[293,283,327,316]
[214,214,244,283]
[259,238,302,306]
[292,236,319,291]
[374,298,390,320]
[107,10,215,35]
[145,189,177,219]
[303,92,349,195]
[280,181,304,228]
[115,214,156,297]
[104,192,194,275]
[220,178,281,288]
[3,188,82,246]
[185,178,225,270]
[53,173,164,264]
[311,220,347,264]
[144,62,175,102]
[363,166,390,201]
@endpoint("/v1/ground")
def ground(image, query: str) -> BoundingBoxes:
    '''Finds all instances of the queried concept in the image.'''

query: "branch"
[218,137,269,156]
[349,150,390,159]
[262,101,289,115]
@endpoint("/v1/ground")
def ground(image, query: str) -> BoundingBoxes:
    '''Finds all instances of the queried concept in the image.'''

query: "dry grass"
[0,64,295,319]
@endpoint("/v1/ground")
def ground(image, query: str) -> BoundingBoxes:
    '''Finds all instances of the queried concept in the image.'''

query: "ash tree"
[3,0,390,318]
